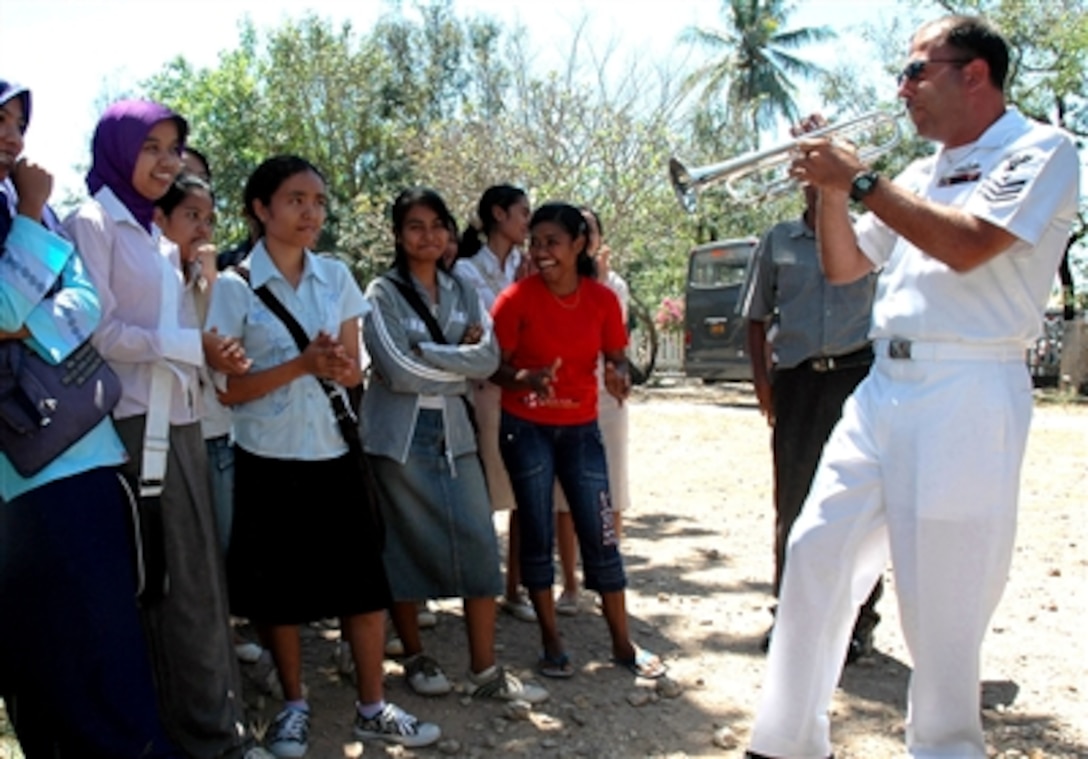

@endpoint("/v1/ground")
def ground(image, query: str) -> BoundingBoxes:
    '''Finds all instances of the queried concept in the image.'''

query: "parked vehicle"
[1028,309,1064,387]
[683,238,757,382]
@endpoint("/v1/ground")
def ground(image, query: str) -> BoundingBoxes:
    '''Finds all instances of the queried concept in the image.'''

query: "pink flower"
[654,296,685,332]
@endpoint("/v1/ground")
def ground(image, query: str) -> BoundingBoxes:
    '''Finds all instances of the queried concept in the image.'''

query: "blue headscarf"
[85,100,188,232]
[0,80,31,133]
[0,80,33,243]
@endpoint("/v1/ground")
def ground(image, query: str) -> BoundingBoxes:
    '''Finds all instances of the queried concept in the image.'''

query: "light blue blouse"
[205,242,368,461]
[1,215,127,501]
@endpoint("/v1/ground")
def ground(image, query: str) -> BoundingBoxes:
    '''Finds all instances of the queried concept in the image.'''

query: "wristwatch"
[849,170,880,202]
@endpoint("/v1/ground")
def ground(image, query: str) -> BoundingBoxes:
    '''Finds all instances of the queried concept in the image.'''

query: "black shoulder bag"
[243,276,385,545]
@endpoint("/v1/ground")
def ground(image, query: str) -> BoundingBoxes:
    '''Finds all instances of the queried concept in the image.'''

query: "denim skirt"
[369,409,502,601]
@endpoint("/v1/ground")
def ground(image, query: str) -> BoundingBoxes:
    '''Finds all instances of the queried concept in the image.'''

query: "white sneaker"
[500,594,537,622]
[404,653,452,696]
[354,702,441,747]
[235,641,265,663]
[468,664,549,704]
[242,747,277,759]
[417,601,438,629]
[385,636,405,657]
[265,707,309,758]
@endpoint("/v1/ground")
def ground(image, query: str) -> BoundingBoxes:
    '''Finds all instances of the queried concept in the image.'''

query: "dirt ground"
[2,381,1085,758]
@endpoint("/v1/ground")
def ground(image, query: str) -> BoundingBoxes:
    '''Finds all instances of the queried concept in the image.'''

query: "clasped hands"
[300,331,355,385]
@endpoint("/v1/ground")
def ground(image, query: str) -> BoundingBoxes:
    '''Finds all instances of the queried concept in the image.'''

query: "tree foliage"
[680,0,836,142]
[133,0,1087,316]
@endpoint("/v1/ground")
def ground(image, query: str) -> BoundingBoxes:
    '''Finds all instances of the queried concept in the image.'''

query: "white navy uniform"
[749,108,1080,759]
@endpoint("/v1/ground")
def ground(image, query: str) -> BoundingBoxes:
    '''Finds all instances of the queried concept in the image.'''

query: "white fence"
[629,328,684,374]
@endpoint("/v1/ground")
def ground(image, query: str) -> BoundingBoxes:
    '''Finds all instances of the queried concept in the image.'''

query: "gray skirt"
[370,409,502,601]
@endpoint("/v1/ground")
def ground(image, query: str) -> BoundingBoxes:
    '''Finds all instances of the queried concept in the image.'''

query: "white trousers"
[749,356,1032,759]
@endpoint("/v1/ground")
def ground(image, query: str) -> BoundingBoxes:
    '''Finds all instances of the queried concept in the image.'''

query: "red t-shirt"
[492,274,627,426]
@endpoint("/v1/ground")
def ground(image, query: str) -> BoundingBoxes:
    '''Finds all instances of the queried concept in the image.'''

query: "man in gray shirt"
[738,184,882,662]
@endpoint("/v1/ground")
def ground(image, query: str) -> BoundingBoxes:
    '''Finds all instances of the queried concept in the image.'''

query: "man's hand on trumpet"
[789,113,865,196]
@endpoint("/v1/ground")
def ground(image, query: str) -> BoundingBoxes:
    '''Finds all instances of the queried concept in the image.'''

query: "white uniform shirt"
[64,187,204,424]
[452,244,524,311]
[856,108,1079,345]
[205,242,368,461]
[597,269,630,413]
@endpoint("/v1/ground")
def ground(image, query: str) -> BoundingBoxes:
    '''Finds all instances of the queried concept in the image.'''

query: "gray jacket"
[360,269,499,468]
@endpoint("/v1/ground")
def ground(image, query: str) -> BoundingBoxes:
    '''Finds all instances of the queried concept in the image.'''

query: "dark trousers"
[0,468,180,758]
[115,417,251,759]
[772,359,882,634]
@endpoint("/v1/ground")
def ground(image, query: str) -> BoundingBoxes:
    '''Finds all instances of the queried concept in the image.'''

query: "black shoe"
[745,753,834,759]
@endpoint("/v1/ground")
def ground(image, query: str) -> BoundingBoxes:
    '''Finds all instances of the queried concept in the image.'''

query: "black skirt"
[227,446,391,624]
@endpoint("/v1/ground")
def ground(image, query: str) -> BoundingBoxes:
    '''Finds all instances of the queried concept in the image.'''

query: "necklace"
[550,284,581,310]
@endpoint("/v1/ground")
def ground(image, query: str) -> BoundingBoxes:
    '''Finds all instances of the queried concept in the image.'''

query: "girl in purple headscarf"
[64,100,270,759]
[1,82,181,758]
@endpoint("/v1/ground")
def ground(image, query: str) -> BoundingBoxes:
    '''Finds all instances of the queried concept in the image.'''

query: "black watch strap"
[849,171,880,202]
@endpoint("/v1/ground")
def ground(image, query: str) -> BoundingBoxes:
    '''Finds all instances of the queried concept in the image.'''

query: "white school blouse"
[65,187,204,425]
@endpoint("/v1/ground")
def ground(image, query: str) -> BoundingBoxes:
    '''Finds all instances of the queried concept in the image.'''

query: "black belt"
[804,345,874,373]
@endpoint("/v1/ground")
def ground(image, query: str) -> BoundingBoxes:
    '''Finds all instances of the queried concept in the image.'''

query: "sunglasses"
[897,58,974,86]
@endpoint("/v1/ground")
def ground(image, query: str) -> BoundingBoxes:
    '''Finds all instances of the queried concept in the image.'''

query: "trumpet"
[668,110,902,212]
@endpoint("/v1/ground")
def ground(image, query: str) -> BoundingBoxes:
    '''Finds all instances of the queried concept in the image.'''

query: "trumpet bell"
[669,158,697,214]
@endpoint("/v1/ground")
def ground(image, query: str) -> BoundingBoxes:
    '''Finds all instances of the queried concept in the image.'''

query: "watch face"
[851,172,878,200]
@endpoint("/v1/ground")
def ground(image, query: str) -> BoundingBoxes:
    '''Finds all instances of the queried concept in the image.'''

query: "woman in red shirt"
[491,202,665,679]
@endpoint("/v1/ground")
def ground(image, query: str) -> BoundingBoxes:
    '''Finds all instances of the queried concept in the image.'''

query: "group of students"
[0,85,664,759]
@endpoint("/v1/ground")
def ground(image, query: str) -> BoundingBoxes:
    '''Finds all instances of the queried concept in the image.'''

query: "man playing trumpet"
[746,14,1079,759]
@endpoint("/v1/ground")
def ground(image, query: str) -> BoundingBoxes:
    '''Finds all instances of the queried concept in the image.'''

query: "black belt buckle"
[810,356,835,372]
[888,339,912,360]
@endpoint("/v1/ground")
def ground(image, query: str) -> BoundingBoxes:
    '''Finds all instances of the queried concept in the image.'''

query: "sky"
[1,0,906,201]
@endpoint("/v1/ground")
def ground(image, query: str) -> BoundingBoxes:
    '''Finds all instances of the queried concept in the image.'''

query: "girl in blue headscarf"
[64,99,268,759]
[0,81,180,758]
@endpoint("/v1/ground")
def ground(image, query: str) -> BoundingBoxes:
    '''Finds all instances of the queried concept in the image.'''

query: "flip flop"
[613,647,667,679]
[538,650,575,679]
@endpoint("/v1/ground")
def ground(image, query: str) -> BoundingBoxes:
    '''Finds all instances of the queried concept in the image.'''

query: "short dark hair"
[390,187,456,277]
[156,172,213,216]
[929,15,1010,91]
[243,155,325,237]
[182,147,212,180]
[530,202,595,278]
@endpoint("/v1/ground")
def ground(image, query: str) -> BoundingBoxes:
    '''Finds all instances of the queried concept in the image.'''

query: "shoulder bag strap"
[381,273,480,433]
[249,282,359,442]
[383,274,448,345]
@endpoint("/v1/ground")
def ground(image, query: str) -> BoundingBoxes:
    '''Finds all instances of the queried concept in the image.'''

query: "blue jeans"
[499,412,626,593]
[205,434,234,554]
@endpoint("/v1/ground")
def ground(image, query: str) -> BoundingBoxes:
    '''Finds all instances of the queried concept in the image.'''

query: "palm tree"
[681,0,835,143]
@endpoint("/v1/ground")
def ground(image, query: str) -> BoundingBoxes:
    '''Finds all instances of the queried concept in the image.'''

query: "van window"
[689,247,750,288]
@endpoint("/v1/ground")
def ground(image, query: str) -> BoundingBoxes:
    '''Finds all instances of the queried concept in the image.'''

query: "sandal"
[612,646,667,679]
[537,650,575,679]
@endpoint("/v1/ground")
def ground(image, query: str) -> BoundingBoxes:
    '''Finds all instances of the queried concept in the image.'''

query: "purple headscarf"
[0,80,31,133]
[85,100,188,232]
